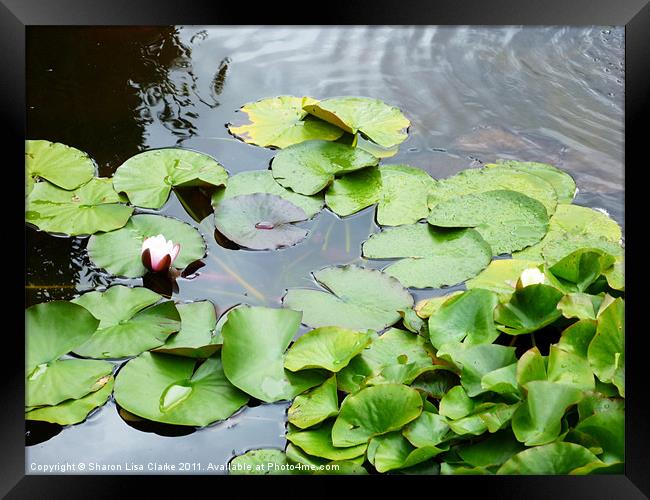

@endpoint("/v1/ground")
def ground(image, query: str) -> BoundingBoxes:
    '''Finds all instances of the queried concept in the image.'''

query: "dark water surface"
[26,26,624,473]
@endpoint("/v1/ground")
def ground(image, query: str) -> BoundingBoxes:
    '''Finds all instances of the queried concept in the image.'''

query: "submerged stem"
[208,254,266,303]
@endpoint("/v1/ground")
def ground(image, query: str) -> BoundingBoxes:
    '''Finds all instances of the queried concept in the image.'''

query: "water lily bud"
[141,234,181,273]
[517,267,546,288]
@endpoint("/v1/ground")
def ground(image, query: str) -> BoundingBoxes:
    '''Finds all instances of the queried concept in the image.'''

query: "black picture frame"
[4,1,648,496]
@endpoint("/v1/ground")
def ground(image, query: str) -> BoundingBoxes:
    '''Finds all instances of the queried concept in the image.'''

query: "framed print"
[3,0,648,496]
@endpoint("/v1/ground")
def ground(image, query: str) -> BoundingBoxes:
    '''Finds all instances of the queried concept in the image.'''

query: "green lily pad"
[440,464,493,475]
[283,265,413,331]
[87,214,206,278]
[558,293,603,320]
[287,421,368,461]
[547,345,595,391]
[494,284,564,335]
[26,140,95,191]
[325,165,436,225]
[516,347,547,386]
[439,385,474,420]
[480,363,519,395]
[362,224,492,288]
[211,170,323,218]
[288,375,339,429]
[548,248,616,292]
[154,301,220,358]
[221,306,325,403]
[513,204,622,261]
[27,358,113,408]
[337,328,434,393]
[402,411,450,448]
[511,380,584,446]
[466,259,543,297]
[367,432,444,473]
[112,148,228,209]
[285,327,373,372]
[497,442,601,475]
[486,160,576,204]
[427,166,558,216]
[25,301,113,407]
[71,285,180,359]
[588,298,624,397]
[271,140,378,195]
[26,376,114,425]
[436,343,517,397]
[228,96,344,149]
[332,384,423,446]
[26,178,133,236]
[427,189,549,255]
[26,301,99,371]
[457,430,525,468]
[428,289,499,348]
[303,97,410,148]
[575,409,624,464]
[213,193,308,250]
[114,352,248,426]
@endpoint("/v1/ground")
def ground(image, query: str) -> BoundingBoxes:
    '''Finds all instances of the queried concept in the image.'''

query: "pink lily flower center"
[141,234,181,273]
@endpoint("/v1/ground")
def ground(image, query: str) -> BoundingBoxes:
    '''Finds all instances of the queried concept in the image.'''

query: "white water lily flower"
[518,267,546,287]
[141,234,181,273]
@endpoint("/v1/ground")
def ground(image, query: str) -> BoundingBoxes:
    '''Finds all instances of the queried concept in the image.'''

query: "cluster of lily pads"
[25,95,624,475]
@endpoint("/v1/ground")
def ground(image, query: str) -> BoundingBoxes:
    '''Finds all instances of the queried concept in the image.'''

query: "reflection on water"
[26,26,624,473]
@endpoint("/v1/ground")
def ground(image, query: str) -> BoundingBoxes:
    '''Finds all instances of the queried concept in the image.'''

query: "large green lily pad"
[436,343,517,397]
[325,165,436,225]
[114,352,248,426]
[494,284,564,335]
[588,298,624,396]
[402,411,450,448]
[26,301,113,407]
[283,265,413,331]
[427,166,558,216]
[220,306,325,403]
[362,224,492,288]
[486,160,576,204]
[513,204,622,261]
[287,421,368,461]
[428,289,499,348]
[71,285,180,359]
[337,328,435,393]
[213,193,309,250]
[26,178,133,236]
[512,380,584,446]
[112,148,228,209]
[497,442,601,475]
[228,96,344,149]
[575,408,624,464]
[288,375,339,429]
[26,376,114,425]
[154,301,220,358]
[332,384,423,446]
[87,214,206,278]
[367,432,444,473]
[284,327,373,372]
[211,170,323,218]
[427,189,549,255]
[271,140,378,195]
[303,97,410,148]
[26,140,95,192]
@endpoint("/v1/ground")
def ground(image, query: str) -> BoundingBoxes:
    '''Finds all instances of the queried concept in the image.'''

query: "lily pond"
[25,26,624,475]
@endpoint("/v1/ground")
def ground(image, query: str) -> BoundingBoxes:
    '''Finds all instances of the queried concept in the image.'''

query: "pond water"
[25,26,624,474]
